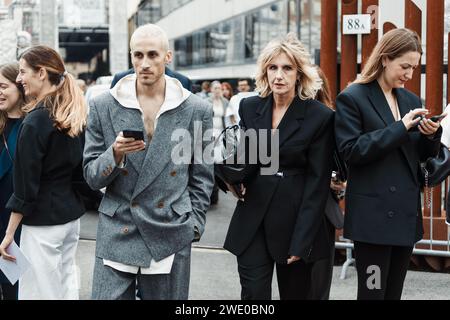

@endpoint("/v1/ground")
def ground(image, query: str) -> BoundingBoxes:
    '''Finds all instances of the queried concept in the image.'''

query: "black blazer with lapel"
[335,81,442,247]
[224,95,335,263]
[6,105,85,226]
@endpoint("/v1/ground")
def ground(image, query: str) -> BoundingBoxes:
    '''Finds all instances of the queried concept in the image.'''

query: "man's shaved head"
[130,24,170,52]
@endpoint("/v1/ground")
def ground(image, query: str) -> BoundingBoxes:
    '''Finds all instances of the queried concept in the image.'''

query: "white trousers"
[19,219,80,300]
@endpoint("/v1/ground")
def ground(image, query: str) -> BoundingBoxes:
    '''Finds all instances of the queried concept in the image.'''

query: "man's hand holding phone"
[113,131,146,165]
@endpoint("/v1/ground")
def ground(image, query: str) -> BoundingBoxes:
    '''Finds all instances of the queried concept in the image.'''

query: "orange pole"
[320,0,338,102]
[405,0,422,96]
[361,0,379,68]
[340,0,358,91]
[426,0,444,217]
[383,22,397,34]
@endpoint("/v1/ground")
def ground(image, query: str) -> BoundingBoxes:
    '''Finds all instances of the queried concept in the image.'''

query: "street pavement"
[77,192,450,300]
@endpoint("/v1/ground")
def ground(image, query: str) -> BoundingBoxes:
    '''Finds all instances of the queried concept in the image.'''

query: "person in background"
[208,81,230,205]
[0,63,26,301]
[335,28,443,300]
[308,66,346,300]
[196,81,211,100]
[221,82,234,100]
[441,104,449,223]
[237,78,252,94]
[227,79,258,125]
[0,46,88,300]
[224,33,334,300]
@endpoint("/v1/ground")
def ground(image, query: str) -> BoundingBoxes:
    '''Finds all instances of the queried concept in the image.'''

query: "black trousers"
[236,227,312,300]
[0,283,18,300]
[308,219,336,300]
[353,241,413,300]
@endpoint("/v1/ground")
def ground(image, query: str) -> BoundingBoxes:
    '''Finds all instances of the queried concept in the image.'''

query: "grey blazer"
[83,92,214,266]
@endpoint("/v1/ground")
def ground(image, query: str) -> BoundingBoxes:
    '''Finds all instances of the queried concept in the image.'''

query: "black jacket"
[223,95,335,263]
[335,81,442,246]
[6,105,85,226]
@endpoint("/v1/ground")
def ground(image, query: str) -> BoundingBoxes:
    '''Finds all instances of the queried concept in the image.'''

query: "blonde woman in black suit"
[224,33,334,300]
[335,29,443,300]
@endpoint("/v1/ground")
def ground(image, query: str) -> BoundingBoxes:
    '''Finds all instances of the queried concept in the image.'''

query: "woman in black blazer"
[335,29,443,300]
[223,33,335,300]
[0,46,88,300]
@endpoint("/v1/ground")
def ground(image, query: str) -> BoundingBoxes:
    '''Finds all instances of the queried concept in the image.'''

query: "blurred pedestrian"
[0,46,88,300]
[335,28,443,300]
[237,78,252,93]
[208,81,230,205]
[224,33,334,300]
[227,78,258,125]
[221,82,233,100]
[196,81,211,99]
[84,24,214,300]
[0,63,26,301]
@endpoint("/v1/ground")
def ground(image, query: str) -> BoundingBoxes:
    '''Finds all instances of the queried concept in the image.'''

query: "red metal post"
[383,22,397,34]
[405,0,422,96]
[361,0,379,68]
[426,0,444,217]
[320,0,338,103]
[340,0,358,91]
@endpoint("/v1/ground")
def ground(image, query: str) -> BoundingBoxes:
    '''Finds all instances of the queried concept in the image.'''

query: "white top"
[226,92,259,125]
[441,104,450,147]
[105,73,191,275]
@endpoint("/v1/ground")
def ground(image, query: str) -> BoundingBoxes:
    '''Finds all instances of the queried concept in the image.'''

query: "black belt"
[274,168,304,177]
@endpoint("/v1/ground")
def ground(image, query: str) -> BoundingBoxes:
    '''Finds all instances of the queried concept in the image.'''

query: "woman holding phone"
[335,29,443,300]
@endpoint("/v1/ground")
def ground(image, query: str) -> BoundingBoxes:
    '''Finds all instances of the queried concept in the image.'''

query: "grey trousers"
[91,244,191,300]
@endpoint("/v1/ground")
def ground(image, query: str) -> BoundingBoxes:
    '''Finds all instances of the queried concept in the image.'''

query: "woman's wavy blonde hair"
[354,28,422,84]
[20,45,87,137]
[255,33,322,100]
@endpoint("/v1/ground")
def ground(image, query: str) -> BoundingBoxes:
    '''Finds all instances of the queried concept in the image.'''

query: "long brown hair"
[20,45,87,137]
[315,66,334,110]
[355,28,422,85]
[0,63,26,134]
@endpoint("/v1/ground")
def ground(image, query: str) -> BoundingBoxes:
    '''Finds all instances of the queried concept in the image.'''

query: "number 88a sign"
[343,14,372,35]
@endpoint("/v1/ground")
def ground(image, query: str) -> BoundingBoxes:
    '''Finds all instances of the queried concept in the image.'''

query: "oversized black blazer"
[224,95,335,263]
[335,81,442,247]
[6,105,85,226]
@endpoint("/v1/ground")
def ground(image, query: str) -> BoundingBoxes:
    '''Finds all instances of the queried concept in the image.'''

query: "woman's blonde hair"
[0,63,26,134]
[355,28,422,84]
[255,33,322,100]
[20,45,87,137]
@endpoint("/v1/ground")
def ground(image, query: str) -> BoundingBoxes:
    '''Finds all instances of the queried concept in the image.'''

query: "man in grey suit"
[83,24,214,300]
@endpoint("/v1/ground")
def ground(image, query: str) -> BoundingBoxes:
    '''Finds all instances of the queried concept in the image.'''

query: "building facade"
[129,0,321,81]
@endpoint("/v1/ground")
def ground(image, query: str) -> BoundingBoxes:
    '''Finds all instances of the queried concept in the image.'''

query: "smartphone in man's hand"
[123,130,145,141]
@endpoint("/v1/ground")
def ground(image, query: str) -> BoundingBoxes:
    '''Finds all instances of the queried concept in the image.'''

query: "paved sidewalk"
[77,192,450,300]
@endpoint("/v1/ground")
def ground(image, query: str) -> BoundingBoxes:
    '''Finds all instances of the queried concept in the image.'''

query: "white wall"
[127,0,141,19]
[156,0,276,40]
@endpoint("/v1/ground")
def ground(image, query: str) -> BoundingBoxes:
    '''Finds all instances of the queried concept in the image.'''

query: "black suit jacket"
[110,68,192,91]
[223,95,335,263]
[6,105,85,226]
[335,81,442,246]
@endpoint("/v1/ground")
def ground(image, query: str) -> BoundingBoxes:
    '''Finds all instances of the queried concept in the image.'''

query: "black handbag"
[214,125,258,195]
[421,144,450,188]
[333,150,348,182]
